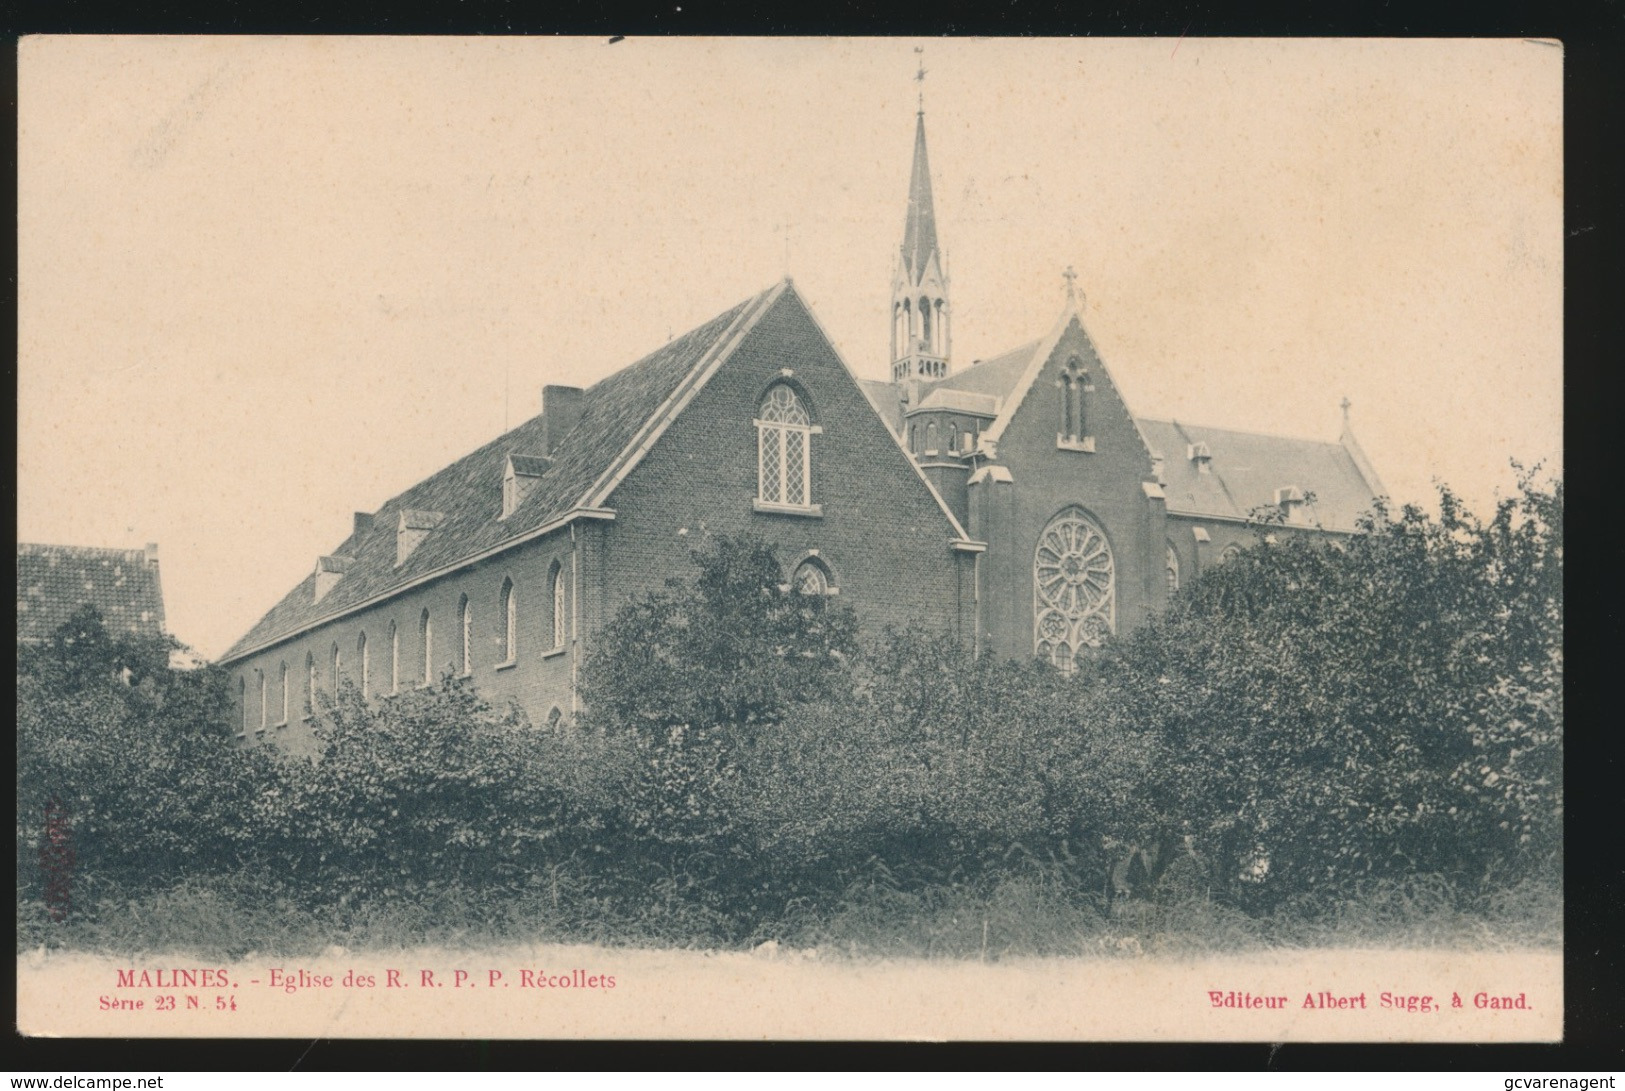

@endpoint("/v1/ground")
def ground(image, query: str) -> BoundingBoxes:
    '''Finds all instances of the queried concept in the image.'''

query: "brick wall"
[972,318,1162,662]
[228,530,578,750]
[598,290,976,650]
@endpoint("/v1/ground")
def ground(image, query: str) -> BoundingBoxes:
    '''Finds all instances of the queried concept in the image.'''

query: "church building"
[220,100,1384,743]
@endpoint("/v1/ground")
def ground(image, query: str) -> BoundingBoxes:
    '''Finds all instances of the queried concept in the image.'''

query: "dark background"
[4,0,1619,1071]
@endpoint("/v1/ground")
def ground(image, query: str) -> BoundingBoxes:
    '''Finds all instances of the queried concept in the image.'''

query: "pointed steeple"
[890,77,951,387]
[901,111,940,280]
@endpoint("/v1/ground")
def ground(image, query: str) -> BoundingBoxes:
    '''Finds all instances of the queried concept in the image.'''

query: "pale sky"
[18,37,1563,658]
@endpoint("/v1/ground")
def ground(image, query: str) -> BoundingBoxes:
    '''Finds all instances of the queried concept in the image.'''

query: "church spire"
[901,108,940,280]
[890,50,951,385]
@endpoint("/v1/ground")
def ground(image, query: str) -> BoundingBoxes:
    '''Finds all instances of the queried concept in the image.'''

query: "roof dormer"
[502,453,550,519]
[1274,485,1308,524]
[313,554,354,603]
[396,509,446,567]
[1187,442,1212,473]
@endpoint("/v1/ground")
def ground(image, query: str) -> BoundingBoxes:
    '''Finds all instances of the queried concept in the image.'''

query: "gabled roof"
[221,285,782,662]
[921,301,1382,530]
[1139,419,1380,532]
[17,543,166,643]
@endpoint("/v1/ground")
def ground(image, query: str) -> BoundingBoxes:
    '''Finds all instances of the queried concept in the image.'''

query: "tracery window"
[1034,507,1116,675]
[1166,543,1180,594]
[756,384,814,508]
[792,558,831,596]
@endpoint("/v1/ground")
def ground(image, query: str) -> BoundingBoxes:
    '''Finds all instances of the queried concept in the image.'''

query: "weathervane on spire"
[914,46,927,112]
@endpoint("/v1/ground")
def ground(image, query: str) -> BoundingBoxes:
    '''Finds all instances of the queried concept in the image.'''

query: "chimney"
[540,385,585,456]
[143,542,159,567]
[353,511,375,537]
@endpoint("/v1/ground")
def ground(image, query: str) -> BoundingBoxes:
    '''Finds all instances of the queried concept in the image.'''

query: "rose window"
[1034,508,1116,673]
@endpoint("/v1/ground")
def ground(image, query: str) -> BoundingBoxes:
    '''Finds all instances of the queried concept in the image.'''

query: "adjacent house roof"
[221,284,782,663]
[17,543,167,643]
[1138,419,1381,532]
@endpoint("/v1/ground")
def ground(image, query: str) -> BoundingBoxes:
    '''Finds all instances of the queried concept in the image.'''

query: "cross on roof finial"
[1063,265,1079,303]
[914,46,927,112]
[1340,396,1352,422]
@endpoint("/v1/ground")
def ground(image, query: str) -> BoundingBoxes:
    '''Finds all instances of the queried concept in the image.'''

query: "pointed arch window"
[551,563,567,650]
[331,642,342,695]
[238,676,247,736]
[499,577,517,663]
[278,662,289,725]
[420,609,433,685]
[306,652,317,716]
[755,384,819,511]
[388,621,399,694]
[1034,507,1116,675]
[1057,357,1094,451]
[1166,543,1181,594]
[459,594,473,676]
[257,670,267,732]
[357,631,369,696]
[547,707,563,730]
[924,420,938,454]
[792,557,834,596]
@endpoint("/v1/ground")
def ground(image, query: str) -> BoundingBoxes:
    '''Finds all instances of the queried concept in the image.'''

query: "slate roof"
[17,543,167,643]
[221,287,773,663]
[507,454,551,477]
[929,340,1041,402]
[1138,419,1380,532]
[857,379,904,433]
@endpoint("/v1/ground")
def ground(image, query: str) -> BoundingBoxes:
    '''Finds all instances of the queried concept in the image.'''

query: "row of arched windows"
[238,563,568,735]
[908,418,977,457]
[893,296,948,359]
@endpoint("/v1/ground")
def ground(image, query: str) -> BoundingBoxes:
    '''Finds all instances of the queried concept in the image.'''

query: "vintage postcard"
[16,36,1563,1041]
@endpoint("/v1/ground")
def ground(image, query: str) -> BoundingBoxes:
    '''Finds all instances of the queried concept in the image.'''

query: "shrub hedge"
[16,474,1562,953]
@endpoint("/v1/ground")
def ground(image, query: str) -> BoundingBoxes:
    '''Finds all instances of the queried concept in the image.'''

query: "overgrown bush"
[17,475,1562,955]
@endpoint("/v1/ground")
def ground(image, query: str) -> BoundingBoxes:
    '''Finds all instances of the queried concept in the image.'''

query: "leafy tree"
[1090,472,1562,909]
[579,535,859,732]
[16,608,270,918]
